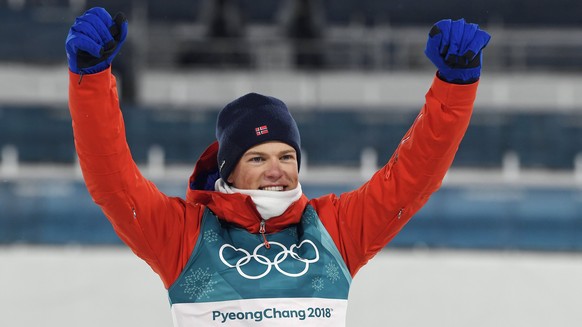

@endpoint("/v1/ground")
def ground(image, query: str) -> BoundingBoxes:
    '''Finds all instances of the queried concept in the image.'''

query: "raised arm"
[312,19,491,275]
[66,8,198,288]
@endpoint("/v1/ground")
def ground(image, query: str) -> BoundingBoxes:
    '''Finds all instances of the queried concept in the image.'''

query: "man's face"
[227,141,299,191]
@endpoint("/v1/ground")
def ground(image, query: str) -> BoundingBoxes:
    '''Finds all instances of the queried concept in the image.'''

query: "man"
[66,7,490,326]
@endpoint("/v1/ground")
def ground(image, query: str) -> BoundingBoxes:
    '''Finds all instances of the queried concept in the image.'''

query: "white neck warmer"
[215,178,303,220]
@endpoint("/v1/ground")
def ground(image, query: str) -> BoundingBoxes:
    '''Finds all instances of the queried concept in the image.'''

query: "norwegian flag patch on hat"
[255,125,269,135]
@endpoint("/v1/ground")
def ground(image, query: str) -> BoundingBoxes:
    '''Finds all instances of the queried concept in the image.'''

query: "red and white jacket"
[68,68,478,289]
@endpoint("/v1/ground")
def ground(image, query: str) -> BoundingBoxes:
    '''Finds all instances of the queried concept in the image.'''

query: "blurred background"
[1,0,582,326]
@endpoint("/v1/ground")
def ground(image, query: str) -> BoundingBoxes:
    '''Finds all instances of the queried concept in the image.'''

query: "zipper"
[259,220,271,249]
[397,208,404,219]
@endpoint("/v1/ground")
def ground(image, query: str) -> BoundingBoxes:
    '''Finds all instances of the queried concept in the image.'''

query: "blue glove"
[424,18,491,84]
[65,7,128,75]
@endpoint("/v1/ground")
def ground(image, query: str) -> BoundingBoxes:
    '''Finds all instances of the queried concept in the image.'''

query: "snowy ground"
[1,246,581,327]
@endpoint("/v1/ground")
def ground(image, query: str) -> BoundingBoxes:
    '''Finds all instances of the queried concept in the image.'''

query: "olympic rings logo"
[219,240,320,280]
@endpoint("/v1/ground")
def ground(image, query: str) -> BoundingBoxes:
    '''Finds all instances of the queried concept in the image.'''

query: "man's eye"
[281,155,294,161]
[250,157,263,163]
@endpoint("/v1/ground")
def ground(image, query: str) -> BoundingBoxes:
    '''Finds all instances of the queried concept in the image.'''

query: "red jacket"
[69,68,477,289]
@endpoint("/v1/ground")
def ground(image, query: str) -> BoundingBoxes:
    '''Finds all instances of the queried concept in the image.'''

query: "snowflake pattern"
[287,227,297,238]
[203,230,219,243]
[311,276,325,292]
[325,262,340,283]
[303,210,315,225]
[180,267,218,300]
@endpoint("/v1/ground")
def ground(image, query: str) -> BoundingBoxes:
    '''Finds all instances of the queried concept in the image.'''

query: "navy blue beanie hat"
[216,92,301,181]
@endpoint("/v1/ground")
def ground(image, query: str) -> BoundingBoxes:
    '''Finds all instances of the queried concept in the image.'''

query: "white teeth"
[261,186,284,191]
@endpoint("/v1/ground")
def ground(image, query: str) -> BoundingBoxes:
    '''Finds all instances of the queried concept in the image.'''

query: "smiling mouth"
[260,186,285,191]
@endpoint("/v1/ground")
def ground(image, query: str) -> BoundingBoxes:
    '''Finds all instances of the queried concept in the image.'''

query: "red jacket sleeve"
[68,68,201,288]
[311,75,478,276]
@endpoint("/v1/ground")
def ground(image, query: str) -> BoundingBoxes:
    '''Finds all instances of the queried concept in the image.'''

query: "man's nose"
[264,160,284,179]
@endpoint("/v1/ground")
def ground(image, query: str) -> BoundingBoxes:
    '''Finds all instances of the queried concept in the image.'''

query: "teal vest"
[168,205,352,326]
